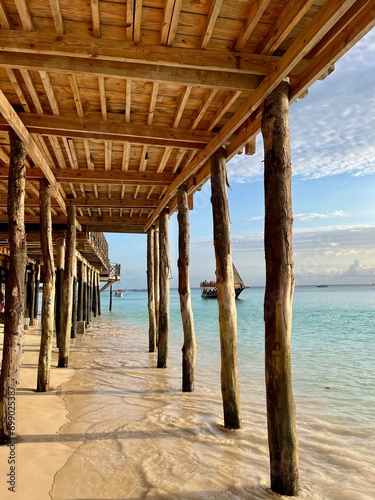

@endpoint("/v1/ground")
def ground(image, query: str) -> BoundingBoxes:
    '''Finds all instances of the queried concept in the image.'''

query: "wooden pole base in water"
[58,205,76,368]
[157,208,170,368]
[147,226,157,353]
[210,147,241,430]
[262,79,299,496]
[177,185,197,392]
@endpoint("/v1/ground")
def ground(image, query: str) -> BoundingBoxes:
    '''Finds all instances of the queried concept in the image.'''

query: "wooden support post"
[262,79,299,496]
[58,206,76,367]
[97,273,101,316]
[210,147,242,430]
[82,264,87,324]
[37,179,56,392]
[86,267,91,327]
[147,227,157,352]
[27,264,36,323]
[153,225,160,344]
[77,260,84,322]
[177,186,197,392]
[32,260,41,326]
[92,271,98,318]
[55,238,65,348]
[0,127,27,443]
[157,209,170,368]
[71,270,77,339]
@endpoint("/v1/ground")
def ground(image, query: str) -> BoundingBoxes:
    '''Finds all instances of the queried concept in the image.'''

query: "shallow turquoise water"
[52,285,375,499]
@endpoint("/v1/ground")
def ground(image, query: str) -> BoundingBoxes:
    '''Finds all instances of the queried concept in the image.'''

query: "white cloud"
[226,29,375,184]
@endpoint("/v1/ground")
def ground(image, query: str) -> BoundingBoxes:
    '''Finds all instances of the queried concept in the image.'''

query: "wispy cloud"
[247,210,350,222]
[227,29,375,184]
[193,224,375,255]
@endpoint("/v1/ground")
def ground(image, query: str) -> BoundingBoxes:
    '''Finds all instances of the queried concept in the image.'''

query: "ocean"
[51,285,375,499]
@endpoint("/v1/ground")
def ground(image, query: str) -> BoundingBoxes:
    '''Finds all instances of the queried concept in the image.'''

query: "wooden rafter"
[0,0,11,29]
[91,0,101,38]
[14,0,34,31]
[257,0,316,55]
[0,89,66,212]
[49,0,64,34]
[233,0,272,51]
[200,0,224,49]
[19,69,43,114]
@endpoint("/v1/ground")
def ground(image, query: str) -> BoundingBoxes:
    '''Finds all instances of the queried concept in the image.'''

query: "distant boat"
[114,289,124,297]
[316,285,328,288]
[200,264,249,299]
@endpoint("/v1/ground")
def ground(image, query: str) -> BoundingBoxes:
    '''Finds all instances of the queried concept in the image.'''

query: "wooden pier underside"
[0,0,372,235]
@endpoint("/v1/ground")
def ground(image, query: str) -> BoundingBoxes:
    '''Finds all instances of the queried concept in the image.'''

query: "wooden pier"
[0,1,373,495]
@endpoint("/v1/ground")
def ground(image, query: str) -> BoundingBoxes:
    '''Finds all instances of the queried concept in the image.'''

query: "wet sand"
[0,326,75,500]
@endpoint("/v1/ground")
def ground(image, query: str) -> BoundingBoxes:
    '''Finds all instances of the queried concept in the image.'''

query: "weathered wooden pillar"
[177,186,197,392]
[92,271,98,318]
[27,263,36,323]
[0,127,27,444]
[55,238,65,347]
[82,264,87,324]
[32,260,41,326]
[147,227,157,352]
[262,79,299,496]
[58,206,76,367]
[211,147,242,430]
[71,266,77,339]
[77,260,84,322]
[109,283,113,312]
[157,209,170,368]
[37,179,56,392]
[97,272,101,316]
[86,267,91,327]
[153,225,160,344]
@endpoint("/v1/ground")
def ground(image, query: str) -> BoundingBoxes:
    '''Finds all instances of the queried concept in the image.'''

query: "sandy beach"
[0,326,76,500]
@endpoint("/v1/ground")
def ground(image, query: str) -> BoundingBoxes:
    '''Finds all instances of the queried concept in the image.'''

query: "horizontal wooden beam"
[0,113,215,149]
[0,30,278,75]
[0,213,149,227]
[0,196,159,209]
[82,224,145,233]
[0,51,263,92]
[0,166,175,186]
[66,198,159,209]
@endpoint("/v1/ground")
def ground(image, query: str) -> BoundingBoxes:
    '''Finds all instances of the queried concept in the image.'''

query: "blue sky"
[106,29,375,289]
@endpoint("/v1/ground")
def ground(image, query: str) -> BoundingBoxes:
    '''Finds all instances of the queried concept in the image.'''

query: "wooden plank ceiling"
[0,0,373,234]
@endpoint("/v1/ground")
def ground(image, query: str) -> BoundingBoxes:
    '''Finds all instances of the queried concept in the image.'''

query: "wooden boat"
[200,265,249,299]
[114,289,124,297]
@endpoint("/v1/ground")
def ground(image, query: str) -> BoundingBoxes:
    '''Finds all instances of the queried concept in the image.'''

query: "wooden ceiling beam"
[0,31,278,75]
[0,196,159,209]
[0,51,263,92]
[66,198,159,209]
[0,112,217,149]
